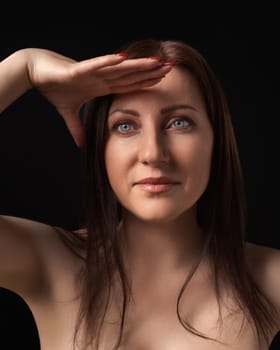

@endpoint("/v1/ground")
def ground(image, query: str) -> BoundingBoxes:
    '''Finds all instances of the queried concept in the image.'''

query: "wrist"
[16,48,34,91]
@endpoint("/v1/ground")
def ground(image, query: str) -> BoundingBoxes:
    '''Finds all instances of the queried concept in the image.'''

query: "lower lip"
[135,183,178,193]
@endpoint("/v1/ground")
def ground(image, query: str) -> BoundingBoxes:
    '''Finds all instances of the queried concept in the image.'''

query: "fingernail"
[164,61,176,66]
[149,56,162,62]
[117,52,128,58]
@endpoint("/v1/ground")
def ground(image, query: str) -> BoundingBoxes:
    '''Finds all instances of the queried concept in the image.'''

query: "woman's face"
[105,67,213,223]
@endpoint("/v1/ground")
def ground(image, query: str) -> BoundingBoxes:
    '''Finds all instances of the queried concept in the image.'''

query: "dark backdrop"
[0,7,278,349]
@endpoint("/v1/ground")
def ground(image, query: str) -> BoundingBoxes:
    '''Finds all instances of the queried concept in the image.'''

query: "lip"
[134,176,180,193]
[135,176,180,185]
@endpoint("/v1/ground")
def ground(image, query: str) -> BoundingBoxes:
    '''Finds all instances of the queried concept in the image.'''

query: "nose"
[138,127,170,166]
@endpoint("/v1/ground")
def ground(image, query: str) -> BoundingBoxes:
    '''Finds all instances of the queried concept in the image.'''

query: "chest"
[26,272,272,350]
[95,290,262,350]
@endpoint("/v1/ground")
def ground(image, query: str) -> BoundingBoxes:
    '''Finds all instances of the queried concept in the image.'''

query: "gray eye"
[172,119,188,128]
[118,123,132,132]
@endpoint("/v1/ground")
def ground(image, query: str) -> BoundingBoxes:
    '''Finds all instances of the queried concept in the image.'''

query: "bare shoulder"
[245,241,280,275]
[0,215,85,298]
[1,214,53,231]
[245,241,280,325]
[0,214,76,250]
[53,225,87,259]
[0,214,63,252]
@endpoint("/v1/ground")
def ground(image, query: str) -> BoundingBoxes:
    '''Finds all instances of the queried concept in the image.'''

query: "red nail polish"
[117,52,128,58]
[165,61,176,66]
[149,56,162,61]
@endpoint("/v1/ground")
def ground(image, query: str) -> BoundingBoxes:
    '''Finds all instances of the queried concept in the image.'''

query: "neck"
[120,208,205,278]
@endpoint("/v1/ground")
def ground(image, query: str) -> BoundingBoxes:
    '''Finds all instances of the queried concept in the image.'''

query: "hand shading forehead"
[109,68,206,118]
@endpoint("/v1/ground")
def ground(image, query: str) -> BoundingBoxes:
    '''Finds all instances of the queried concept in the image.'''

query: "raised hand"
[26,49,172,147]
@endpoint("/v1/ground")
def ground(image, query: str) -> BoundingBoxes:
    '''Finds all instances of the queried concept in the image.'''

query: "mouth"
[134,177,180,193]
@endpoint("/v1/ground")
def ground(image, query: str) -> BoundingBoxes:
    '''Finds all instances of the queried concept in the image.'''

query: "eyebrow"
[109,104,198,117]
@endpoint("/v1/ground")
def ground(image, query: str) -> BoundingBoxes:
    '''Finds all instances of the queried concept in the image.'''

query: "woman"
[0,39,279,350]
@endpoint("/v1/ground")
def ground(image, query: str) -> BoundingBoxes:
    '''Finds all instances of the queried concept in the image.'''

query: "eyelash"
[166,117,194,130]
[112,121,138,133]
[112,117,195,134]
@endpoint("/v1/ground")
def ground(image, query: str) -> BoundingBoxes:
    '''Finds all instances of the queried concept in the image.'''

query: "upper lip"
[135,176,180,185]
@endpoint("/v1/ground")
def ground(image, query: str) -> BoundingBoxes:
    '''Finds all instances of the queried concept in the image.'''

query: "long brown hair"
[73,39,279,349]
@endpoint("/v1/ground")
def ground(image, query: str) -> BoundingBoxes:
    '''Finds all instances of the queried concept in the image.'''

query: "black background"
[0,5,279,349]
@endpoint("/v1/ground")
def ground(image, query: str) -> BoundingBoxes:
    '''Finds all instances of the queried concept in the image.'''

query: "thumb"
[63,112,86,148]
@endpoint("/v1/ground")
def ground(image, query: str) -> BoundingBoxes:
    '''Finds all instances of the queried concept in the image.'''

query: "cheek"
[105,140,132,192]
[176,138,213,181]
[194,143,212,171]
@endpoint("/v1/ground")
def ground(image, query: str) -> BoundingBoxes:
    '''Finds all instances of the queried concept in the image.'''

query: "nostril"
[138,145,169,166]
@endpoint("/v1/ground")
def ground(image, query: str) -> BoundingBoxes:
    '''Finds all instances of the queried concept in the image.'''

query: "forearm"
[0,49,32,113]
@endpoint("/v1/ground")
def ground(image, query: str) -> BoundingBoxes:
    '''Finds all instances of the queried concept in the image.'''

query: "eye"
[173,119,188,128]
[118,123,132,133]
[112,121,136,134]
[167,117,194,130]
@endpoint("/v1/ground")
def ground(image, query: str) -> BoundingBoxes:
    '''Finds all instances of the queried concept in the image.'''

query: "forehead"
[110,67,205,110]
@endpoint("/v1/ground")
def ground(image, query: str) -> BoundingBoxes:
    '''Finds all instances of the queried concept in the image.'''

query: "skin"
[105,67,213,276]
[0,48,279,350]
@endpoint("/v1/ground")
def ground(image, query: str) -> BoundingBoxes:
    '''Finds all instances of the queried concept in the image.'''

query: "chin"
[121,199,197,224]
[132,208,186,224]
[139,215,173,224]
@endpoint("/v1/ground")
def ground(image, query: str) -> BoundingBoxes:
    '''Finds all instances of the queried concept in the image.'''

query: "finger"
[76,56,162,79]
[96,57,163,79]
[108,65,172,88]
[75,53,130,73]
[110,77,166,94]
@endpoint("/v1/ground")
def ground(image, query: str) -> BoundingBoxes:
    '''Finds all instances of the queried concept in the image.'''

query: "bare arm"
[0,48,171,147]
[0,215,62,298]
[0,49,32,113]
[0,47,172,300]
